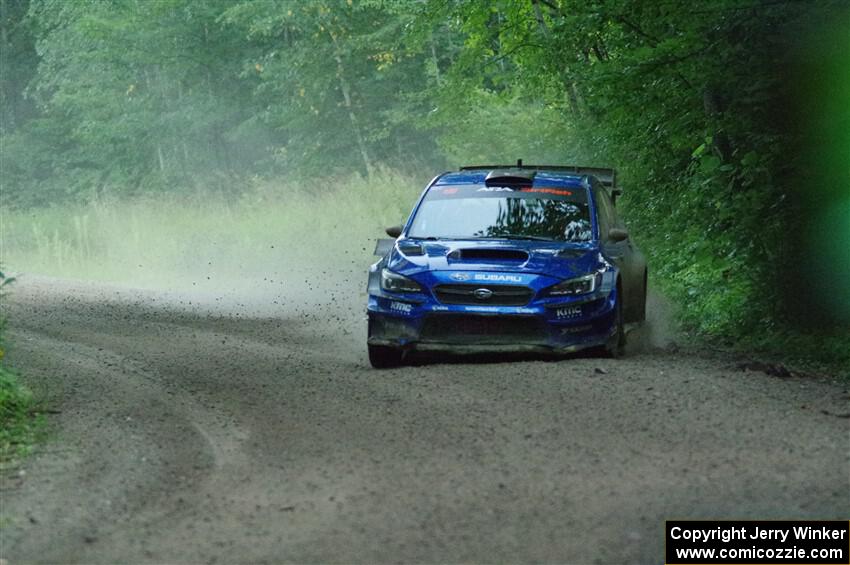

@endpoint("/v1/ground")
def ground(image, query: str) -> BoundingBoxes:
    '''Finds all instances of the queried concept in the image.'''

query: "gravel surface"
[1,276,848,564]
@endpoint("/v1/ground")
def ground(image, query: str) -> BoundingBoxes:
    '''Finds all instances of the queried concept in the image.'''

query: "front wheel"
[368,344,404,368]
[603,292,626,358]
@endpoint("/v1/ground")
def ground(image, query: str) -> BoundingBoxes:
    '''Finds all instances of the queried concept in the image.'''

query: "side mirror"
[385,225,403,238]
[608,228,629,242]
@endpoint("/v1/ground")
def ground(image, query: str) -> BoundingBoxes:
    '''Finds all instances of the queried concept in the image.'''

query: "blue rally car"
[366,162,647,368]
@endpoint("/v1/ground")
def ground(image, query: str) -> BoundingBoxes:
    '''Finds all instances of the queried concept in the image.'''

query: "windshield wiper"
[412,234,555,242]
[483,234,556,241]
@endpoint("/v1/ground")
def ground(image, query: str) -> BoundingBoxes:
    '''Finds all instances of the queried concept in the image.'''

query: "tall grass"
[0,169,419,290]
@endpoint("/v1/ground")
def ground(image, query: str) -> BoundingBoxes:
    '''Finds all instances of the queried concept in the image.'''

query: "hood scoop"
[485,169,536,187]
[448,248,529,262]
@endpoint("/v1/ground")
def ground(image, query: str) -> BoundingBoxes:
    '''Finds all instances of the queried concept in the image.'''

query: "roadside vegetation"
[0,171,414,287]
[1,0,847,374]
[0,270,43,464]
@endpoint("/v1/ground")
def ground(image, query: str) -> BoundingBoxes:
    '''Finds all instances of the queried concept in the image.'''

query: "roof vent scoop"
[484,168,535,187]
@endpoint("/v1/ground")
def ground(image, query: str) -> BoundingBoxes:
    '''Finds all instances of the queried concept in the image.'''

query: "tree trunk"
[704,85,732,163]
[531,2,581,117]
[0,0,12,131]
[429,36,442,86]
[157,144,166,175]
[329,32,374,177]
[532,0,552,39]
[565,80,581,116]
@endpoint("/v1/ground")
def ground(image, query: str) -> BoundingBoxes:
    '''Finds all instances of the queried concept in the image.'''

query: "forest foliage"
[1,0,848,364]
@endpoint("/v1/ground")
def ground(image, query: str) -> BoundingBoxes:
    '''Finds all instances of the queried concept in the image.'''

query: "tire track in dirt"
[1,277,847,563]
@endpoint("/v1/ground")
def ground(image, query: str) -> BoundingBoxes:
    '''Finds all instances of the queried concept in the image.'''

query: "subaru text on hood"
[366,161,647,368]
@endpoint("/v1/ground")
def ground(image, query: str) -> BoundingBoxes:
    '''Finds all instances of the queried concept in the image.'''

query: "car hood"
[387,238,604,281]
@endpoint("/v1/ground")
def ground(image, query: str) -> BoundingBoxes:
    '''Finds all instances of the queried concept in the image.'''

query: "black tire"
[368,344,404,368]
[603,287,626,358]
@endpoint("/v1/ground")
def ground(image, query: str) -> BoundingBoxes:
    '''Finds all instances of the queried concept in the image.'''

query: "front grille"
[420,314,545,342]
[434,284,533,306]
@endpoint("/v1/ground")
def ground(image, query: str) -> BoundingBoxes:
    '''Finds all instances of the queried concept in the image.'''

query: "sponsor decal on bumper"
[368,290,616,351]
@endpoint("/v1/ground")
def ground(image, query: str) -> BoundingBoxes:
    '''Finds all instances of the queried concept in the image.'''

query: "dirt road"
[1,276,847,563]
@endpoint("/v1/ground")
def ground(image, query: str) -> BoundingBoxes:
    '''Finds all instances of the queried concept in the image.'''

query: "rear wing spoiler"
[460,161,621,197]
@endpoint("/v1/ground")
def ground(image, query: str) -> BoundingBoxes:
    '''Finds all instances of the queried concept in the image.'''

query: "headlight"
[380,268,422,293]
[548,273,601,296]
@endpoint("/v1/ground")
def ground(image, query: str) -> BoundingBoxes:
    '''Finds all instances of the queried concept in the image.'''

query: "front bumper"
[366,289,617,353]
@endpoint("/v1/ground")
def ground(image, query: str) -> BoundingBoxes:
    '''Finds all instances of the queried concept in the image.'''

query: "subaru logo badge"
[450,273,470,281]
[473,288,494,300]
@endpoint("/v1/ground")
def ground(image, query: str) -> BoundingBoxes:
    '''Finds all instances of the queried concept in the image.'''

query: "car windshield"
[407,184,593,242]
